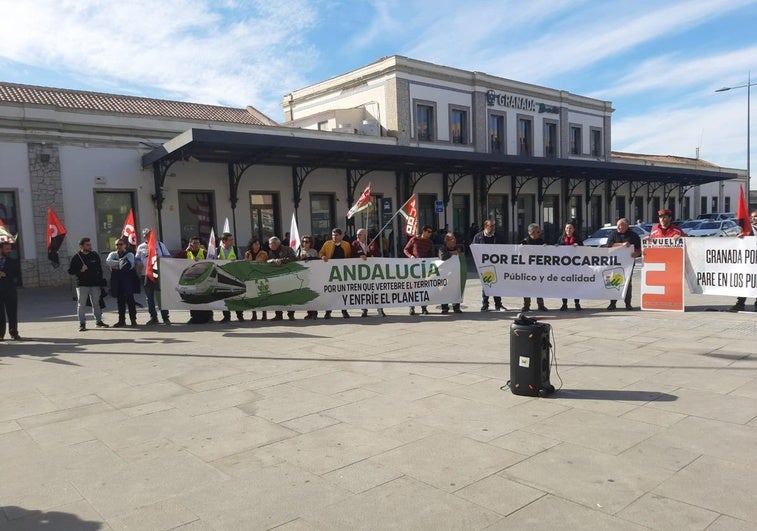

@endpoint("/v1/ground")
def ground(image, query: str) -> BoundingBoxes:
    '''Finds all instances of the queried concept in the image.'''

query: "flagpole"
[368,206,404,248]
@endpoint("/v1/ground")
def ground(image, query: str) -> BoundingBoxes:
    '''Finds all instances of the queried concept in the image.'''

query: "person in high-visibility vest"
[185,237,212,324]
[218,232,244,324]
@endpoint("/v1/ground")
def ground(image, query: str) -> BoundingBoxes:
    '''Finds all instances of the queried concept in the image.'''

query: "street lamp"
[716,73,754,205]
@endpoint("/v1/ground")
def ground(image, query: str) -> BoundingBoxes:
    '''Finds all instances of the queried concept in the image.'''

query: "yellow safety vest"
[187,248,206,260]
[218,246,236,260]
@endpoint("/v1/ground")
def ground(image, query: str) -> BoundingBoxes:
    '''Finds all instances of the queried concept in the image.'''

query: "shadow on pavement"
[553,389,677,402]
[1,506,103,529]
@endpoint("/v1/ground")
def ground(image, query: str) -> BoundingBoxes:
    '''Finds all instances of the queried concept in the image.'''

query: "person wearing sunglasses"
[730,210,757,312]
[106,238,140,327]
[404,225,435,315]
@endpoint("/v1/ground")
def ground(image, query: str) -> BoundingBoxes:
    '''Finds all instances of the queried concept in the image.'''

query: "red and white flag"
[121,208,137,247]
[736,185,752,236]
[146,228,158,282]
[0,219,17,244]
[46,207,67,266]
[289,212,301,253]
[397,194,418,236]
[347,182,372,219]
[207,227,217,259]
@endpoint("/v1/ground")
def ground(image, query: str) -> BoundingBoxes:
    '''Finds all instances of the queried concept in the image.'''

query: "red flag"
[397,194,418,236]
[47,207,67,266]
[146,228,158,282]
[736,185,752,236]
[121,208,137,247]
[347,182,372,219]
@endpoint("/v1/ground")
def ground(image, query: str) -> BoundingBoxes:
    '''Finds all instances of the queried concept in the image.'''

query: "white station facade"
[0,55,743,287]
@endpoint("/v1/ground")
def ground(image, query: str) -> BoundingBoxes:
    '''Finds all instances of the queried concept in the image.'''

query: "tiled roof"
[0,82,276,126]
[612,151,721,169]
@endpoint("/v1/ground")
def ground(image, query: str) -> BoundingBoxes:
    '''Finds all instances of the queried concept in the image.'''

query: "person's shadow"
[2,506,102,529]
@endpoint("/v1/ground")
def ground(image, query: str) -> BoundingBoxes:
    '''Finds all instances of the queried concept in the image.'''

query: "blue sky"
[1,0,755,186]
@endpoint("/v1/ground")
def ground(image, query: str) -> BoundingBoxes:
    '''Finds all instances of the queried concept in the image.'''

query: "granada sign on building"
[485,90,560,114]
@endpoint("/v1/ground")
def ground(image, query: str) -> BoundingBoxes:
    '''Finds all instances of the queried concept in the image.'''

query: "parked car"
[584,225,650,247]
[679,220,703,235]
[696,212,736,221]
[686,219,741,237]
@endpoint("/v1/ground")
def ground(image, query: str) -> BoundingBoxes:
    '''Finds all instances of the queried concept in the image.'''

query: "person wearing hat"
[649,209,684,239]
[319,228,352,319]
[135,228,172,325]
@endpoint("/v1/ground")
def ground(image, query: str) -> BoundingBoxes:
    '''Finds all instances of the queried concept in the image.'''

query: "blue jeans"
[76,286,103,324]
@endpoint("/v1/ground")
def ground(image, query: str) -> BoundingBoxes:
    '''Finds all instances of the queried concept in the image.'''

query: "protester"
[320,228,352,319]
[266,236,297,321]
[605,217,641,311]
[521,223,549,312]
[135,228,171,325]
[185,236,213,324]
[106,238,140,327]
[218,232,244,323]
[730,209,757,312]
[648,209,685,239]
[297,235,319,320]
[0,241,21,340]
[404,224,434,315]
[352,228,385,317]
[557,222,582,311]
[438,233,462,314]
[473,219,505,311]
[67,237,109,332]
[244,237,268,321]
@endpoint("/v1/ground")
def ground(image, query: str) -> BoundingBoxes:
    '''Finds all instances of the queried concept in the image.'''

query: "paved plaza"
[1,273,757,530]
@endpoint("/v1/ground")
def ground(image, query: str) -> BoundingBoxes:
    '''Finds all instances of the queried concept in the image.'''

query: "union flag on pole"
[398,194,418,236]
[146,228,158,282]
[207,227,217,259]
[289,212,301,253]
[47,207,67,267]
[121,208,137,247]
[736,185,752,236]
[347,182,372,219]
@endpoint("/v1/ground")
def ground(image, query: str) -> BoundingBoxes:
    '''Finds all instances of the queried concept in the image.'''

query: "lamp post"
[716,73,754,205]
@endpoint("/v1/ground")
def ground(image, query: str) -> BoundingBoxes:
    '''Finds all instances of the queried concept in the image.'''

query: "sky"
[0,0,756,186]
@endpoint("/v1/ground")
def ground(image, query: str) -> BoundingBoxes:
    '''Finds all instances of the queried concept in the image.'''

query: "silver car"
[686,220,741,237]
[584,225,649,247]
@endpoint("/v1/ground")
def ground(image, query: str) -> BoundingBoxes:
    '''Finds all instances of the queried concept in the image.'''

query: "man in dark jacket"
[604,218,641,311]
[267,236,297,321]
[521,223,549,312]
[0,241,22,341]
[473,220,505,311]
[68,237,109,331]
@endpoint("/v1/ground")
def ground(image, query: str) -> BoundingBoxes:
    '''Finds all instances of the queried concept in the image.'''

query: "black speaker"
[509,317,555,397]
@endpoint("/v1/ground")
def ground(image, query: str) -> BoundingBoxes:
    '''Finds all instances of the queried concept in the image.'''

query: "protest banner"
[641,238,685,312]
[685,236,757,297]
[159,255,464,311]
[469,244,635,299]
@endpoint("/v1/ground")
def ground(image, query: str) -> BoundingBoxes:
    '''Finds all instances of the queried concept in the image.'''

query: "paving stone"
[617,492,719,530]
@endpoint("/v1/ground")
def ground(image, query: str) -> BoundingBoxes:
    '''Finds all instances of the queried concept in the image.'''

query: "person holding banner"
[439,233,462,314]
[218,232,245,324]
[649,209,684,239]
[521,223,549,312]
[605,218,641,311]
[297,235,319,320]
[320,228,352,319]
[473,220,505,311]
[267,237,297,321]
[185,237,214,324]
[352,228,386,317]
[404,225,435,315]
[244,237,269,321]
[557,222,582,311]
[730,209,757,312]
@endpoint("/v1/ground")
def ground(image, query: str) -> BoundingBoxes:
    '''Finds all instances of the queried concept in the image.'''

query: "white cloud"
[0,0,321,119]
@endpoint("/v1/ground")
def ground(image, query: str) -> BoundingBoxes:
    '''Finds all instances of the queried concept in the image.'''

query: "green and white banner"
[469,244,635,300]
[159,256,464,311]
[684,236,757,297]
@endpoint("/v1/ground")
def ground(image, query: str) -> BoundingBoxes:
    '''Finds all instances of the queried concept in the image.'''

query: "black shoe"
[537,305,549,311]
[453,307,462,314]
[361,309,368,318]
[113,321,127,328]
[271,315,283,321]
[421,307,429,315]
[130,321,138,327]
[521,306,531,312]
[607,303,616,311]
[220,316,231,323]
[342,310,351,319]
[163,319,172,325]
[729,304,745,312]
[324,311,332,319]
[560,303,568,311]
[625,304,633,311]
[79,323,86,332]
[480,304,489,312]
[145,318,160,326]
[237,316,245,322]
[378,309,386,317]
[11,333,22,341]
[96,321,109,328]
[575,303,582,311]
[441,308,449,314]
[495,305,504,311]
[409,308,416,316]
